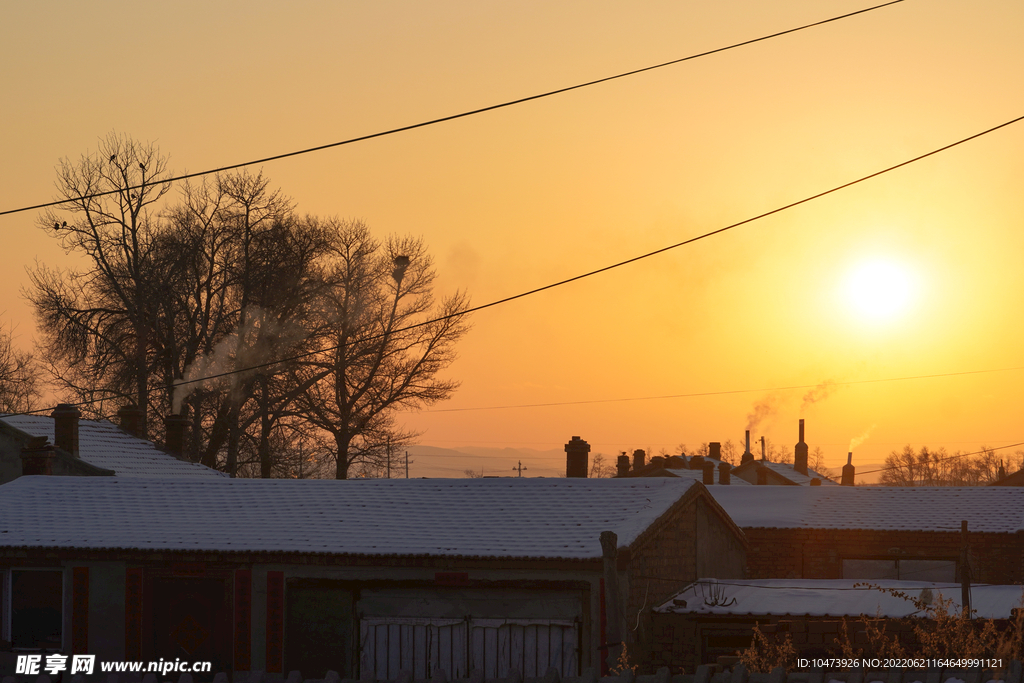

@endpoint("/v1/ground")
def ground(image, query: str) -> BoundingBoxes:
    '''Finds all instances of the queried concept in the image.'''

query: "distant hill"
[400,445,887,484]
[403,444,565,478]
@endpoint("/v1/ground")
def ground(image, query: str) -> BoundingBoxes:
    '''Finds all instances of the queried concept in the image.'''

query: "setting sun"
[843,258,918,323]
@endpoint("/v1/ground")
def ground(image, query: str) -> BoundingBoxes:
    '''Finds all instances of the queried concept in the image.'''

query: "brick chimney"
[632,449,646,471]
[718,461,731,484]
[708,442,722,460]
[164,413,190,459]
[650,455,665,468]
[565,436,590,478]
[741,430,754,464]
[52,403,81,458]
[616,454,631,478]
[842,452,856,486]
[702,461,715,485]
[117,403,145,439]
[689,454,705,471]
[21,436,56,476]
[794,418,809,476]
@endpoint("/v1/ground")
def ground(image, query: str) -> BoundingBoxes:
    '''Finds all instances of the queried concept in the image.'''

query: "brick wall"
[741,528,1024,584]
[627,489,746,671]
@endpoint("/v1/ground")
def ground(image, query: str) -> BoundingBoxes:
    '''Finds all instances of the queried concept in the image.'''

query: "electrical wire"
[410,366,1024,413]
[855,441,1024,477]
[0,0,907,218]
[7,111,1024,420]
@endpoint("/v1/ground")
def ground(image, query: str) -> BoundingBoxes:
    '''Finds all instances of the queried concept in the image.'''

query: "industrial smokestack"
[842,452,856,486]
[741,430,754,464]
[794,418,809,476]
[565,436,590,478]
[760,436,766,461]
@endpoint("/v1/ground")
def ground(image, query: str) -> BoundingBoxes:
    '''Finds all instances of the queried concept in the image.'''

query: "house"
[0,475,747,679]
[989,467,1024,486]
[0,404,225,484]
[729,422,838,487]
[709,485,1024,584]
[615,446,749,485]
[650,578,1024,670]
[614,421,837,487]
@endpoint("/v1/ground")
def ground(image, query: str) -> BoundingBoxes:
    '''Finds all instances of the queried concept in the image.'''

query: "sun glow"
[843,258,918,323]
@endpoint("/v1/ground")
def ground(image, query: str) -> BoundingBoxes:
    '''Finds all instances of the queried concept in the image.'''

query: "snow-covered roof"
[1,414,226,478]
[663,468,752,485]
[710,486,1024,532]
[756,460,837,485]
[654,579,1024,620]
[0,476,699,559]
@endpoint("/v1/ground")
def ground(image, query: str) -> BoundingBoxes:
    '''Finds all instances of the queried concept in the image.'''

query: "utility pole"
[513,461,528,477]
[960,519,972,618]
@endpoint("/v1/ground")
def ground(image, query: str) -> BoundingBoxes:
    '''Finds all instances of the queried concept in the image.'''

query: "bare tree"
[293,220,470,479]
[161,173,331,476]
[880,445,1009,486]
[29,133,172,435]
[0,323,41,413]
[589,453,615,478]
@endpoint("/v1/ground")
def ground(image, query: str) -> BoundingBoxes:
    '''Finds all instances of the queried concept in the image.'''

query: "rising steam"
[172,306,300,413]
[746,394,781,432]
[849,424,877,452]
[801,379,839,415]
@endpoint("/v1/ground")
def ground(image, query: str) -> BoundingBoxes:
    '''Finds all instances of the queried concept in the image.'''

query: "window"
[10,569,63,650]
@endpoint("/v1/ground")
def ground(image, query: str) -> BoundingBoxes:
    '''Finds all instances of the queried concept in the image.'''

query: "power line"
[0,1,907,218]
[410,366,1024,413]
[855,441,1024,477]
[8,111,1024,420]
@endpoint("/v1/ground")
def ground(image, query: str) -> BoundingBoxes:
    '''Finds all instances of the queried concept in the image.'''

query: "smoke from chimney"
[801,380,839,415]
[746,394,781,432]
[849,424,877,452]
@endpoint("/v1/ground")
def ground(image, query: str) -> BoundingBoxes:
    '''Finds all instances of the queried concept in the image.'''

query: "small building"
[0,407,224,484]
[730,421,837,487]
[710,485,1024,584]
[0,476,746,679]
[616,447,749,486]
[650,579,1024,670]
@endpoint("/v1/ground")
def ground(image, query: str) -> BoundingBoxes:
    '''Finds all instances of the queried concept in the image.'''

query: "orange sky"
[2,1,1023,477]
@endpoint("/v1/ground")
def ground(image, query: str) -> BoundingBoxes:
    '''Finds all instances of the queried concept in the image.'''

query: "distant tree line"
[25,133,469,479]
[879,445,1022,486]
